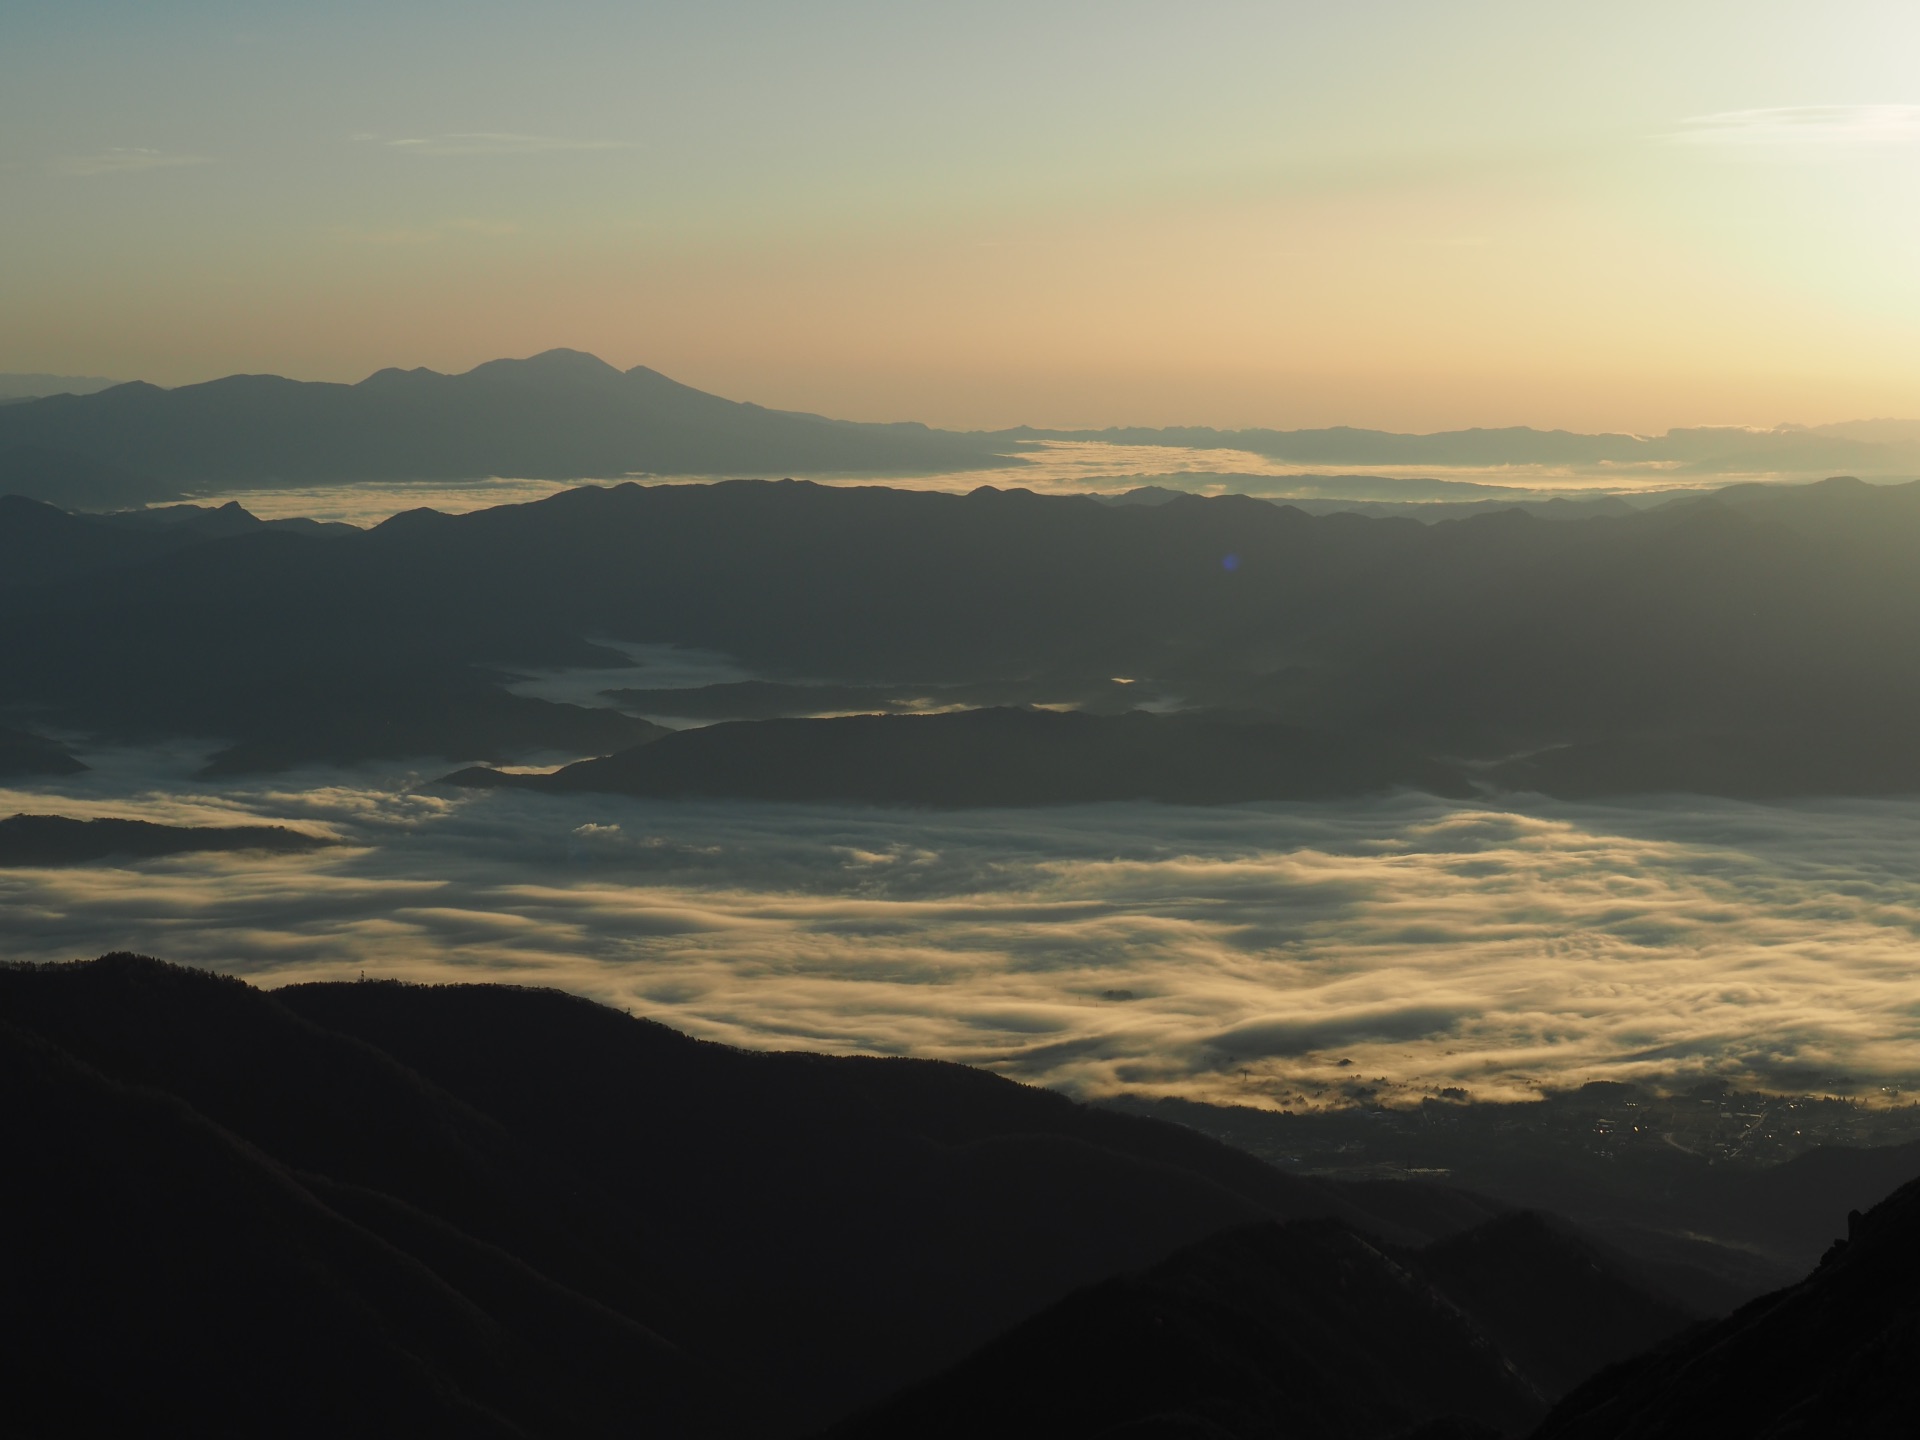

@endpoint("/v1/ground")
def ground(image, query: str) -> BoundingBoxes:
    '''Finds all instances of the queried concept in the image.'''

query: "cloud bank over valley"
[7,754,1920,1110]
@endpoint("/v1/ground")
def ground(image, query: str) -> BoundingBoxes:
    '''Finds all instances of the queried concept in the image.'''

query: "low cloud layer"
[6,751,1920,1108]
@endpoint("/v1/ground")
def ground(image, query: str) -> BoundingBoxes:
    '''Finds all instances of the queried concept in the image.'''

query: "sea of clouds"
[205,440,1688,527]
[7,748,1920,1109]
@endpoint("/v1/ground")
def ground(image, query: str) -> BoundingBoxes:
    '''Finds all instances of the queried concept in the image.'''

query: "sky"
[6,1,1920,431]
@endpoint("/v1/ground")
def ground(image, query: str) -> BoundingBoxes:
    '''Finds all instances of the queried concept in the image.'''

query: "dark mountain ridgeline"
[1110,1090,1920,1307]
[10,475,1920,788]
[826,1213,1694,1440]
[0,494,669,771]
[0,494,347,589]
[1531,1171,1920,1438]
[0,372,121,401]
[0,812,331,866]
[0,442,174,508]
[4,350,1910,513]
[0,955,1503,1438]
[0,959,709,1440]
[0,349,1010,499]
[6,956,1916,1438]
[94,497,358,540]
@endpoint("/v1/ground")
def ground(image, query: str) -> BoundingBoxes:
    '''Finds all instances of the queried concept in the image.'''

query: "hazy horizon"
[9,354,1920,440]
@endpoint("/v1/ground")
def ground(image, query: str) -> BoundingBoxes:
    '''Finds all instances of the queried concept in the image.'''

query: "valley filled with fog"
[9,744,1919,1111]
[204,436,1774,529]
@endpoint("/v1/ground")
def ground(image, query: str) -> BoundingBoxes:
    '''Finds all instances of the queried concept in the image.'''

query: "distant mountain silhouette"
[449,707,1470,805]
[826,1213,1694,1440]
[0,494,668,771]
[1532,1170,1920,1437]
[95,498,356,540]
[0,495,347,589]
[0,443,174,508]
[0,813,330,866]
[0,372,120,400]
[0,350,1010,501]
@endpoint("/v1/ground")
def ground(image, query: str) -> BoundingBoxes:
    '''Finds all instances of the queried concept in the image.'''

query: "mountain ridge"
[0,349,1013,501]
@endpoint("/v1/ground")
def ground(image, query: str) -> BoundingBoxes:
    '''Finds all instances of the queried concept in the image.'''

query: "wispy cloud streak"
[1672,105,1920,149]
[384,133,641,157]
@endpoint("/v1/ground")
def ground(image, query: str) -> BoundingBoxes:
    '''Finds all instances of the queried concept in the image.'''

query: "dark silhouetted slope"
[0,494,346,588]
[2,955,1510,1438]
[0,813,331,865]
[0,1001,702,1439]
[0,493,184,586]
[1531,1172,1920,1438]
[1112,1091,1920,1310]
[0,372,120,400]
[1410,1213,1697,1398]
[279,971,1502,1430]
[0,443,171,508]
[825,1212,1696,1440]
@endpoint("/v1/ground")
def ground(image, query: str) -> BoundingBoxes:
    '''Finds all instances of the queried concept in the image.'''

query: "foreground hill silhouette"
[0,349,1007,500]
[1531,1172,1920,1437]
[834,1174,1920,1439]
[828,1213,1692,1440]
[6,957,1915,1437]
[0,955,1505,1437]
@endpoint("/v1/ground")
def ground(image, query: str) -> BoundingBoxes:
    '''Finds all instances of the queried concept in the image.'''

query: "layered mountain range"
[10,474,1920,795]
[3,351,1915,511]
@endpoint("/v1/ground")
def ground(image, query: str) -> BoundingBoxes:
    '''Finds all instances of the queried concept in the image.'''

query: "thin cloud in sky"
[48,148,214,177]
[384,132,641,157]
[1672,104,1920,149]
